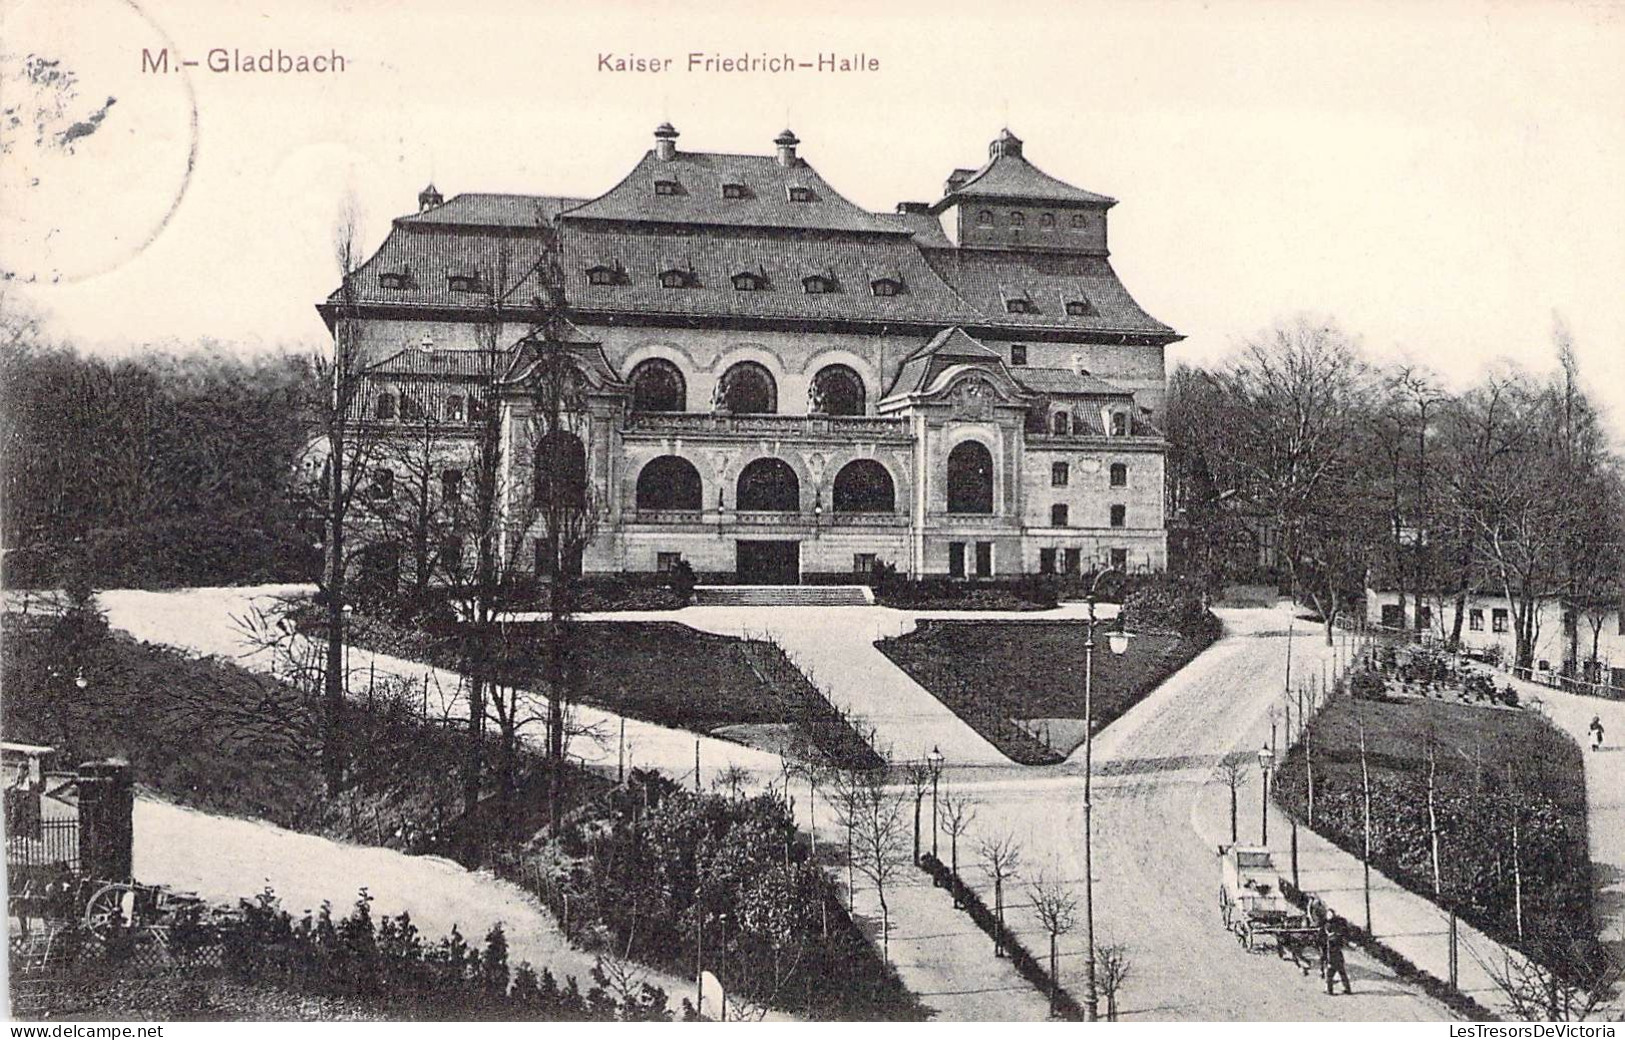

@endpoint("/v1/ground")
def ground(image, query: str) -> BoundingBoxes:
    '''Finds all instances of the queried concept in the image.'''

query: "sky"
[4,0,1623,436]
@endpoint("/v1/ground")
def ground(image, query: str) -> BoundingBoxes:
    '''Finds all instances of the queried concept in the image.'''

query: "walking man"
[1324,914,1353,996]
[1590,715,1605,752]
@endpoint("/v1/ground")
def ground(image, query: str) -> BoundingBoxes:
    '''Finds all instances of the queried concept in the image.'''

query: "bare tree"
[1211,754,1247,844]
[1028,871,1080,1016]
[904,760,931,865]
[848,771,908,964]
[1096,940,1133,1021]
[828,768,868,912]
[938,790,978,909]
[307,196,392,791]
[1487,927,1623,1022]
[977,832,1023,958]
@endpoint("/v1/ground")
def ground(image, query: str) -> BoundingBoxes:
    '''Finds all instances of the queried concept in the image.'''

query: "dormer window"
[1066,298,1098,317]
[658,269,691,289]
[653,179,680,196]
[586,266,621,287]
[803,274,836,295]
[787,186,814,203]
[447,271,480,293]
[732,271,766,292]
[870,278,902,297]
[1005,298,1034,314]
[721,182,748,199]
[1010,345,1027,366]
[379,267,411,290]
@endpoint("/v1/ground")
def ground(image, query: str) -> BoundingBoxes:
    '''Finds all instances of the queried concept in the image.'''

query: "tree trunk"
[323,423,348,794]
[1229,783,1238,843]
[912,793,922,865]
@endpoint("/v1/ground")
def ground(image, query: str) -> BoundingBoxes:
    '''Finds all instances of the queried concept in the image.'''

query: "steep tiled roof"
[1012,367,1132,397]
[564,151,905,234]
[875,209,954,248]
[939,134,1116,207]
[922,250,1174,336]
[330,225,546,309]
[530,223,988,325]
[400,193,585,228]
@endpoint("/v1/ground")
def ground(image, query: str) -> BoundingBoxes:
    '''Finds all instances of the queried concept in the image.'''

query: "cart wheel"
[84,883,137,940]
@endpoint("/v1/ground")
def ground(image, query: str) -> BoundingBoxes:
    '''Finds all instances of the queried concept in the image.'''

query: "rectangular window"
[853,552,877,574]
[1612,667,1625,690]
[721,182,747,199]
[1563,610,1577,635]
[1111,412,1128,436]
[1051,504,1069,527]
[1382,604,1403,628]
[1110,504,1126,528]
[1109,548,1128,570]
[1493,608,1509,633]
[974,541,993,579]
[654,180,679,196]
[657,551,682,573]
[1051,462,1069,487]
[948,542,966,579]
[1469,609,1484,632]
[1010,345,1028,366]
[1418,605,1432,628]
[1109,463,1127,487]
[1039,548,1057,574]
[1064,548,1082,575]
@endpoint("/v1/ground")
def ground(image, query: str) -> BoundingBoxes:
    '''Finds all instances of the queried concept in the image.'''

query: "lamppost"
[1258,742,1275,845]
[927,745,944,860]
[341,602,354,696]
[1082,569,1131,1023]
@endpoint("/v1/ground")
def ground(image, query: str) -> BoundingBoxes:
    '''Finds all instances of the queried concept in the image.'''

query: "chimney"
[417,182,443,212]
[944,168,974,196]
[774,129,800,167]
[654,122,679,161]
[895,201,930,214]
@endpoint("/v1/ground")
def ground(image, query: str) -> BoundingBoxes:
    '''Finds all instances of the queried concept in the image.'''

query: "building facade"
[320,125,1181,584]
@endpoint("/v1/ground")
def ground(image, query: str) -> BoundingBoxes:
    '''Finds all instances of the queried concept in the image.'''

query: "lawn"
[338,613,882,769]
[876,620,1211,764]
[1274,693,1593,975]
[0,612,602,856]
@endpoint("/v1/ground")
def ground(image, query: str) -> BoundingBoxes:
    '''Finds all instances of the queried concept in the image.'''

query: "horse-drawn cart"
[1217,844,1319,954]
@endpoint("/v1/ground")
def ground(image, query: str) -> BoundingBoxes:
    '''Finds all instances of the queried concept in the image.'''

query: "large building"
[320,125,1181,584]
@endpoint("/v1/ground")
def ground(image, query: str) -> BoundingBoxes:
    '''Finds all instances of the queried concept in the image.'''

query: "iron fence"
[6,818,80,872]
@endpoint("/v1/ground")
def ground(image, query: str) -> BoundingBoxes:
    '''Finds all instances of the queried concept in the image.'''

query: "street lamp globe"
[74,669,87,690]
[927,745,944,774]
[1257,743,1275,774]
[1107,628,1131,656]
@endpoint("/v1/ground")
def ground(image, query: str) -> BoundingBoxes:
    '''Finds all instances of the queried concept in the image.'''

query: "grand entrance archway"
[736,540,800,584]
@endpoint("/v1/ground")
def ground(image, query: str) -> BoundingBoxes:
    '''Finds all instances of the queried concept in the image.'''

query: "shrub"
[1121,575,1218,640]
[1350,669,1388,701]
[666,560,696,605]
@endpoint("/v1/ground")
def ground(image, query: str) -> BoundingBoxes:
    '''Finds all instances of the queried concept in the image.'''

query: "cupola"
[774,129,800,167]
[417,182,443,212]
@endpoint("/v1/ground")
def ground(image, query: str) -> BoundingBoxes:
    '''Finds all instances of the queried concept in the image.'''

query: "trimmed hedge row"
[918,852,1084,1021]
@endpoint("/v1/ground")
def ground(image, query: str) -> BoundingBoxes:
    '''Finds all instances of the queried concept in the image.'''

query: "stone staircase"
[693,585,874,607]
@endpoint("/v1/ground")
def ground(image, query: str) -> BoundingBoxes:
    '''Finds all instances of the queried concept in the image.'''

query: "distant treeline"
[0,336,323,588]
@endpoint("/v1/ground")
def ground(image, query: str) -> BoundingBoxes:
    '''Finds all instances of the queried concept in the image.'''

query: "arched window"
[736,458,800,512]
[534,430,587,512]
[946,441,994,515]
[1009,211,1026,227]
[717,361,777,415]
[1111,411,1129,436]
[374,392,396,420]
[370,468,395,500]
[1051,412,1071,435]
[400,394,424,421]
[1040,213,1055,229]
[976,210,994,227]
[1110,462,1128,487]
[444,395,464,422]
[629,358,687,412]
[811,365,866,416]
[468,394,487,423]
[832,460,895,513]
[636,456,703,511]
